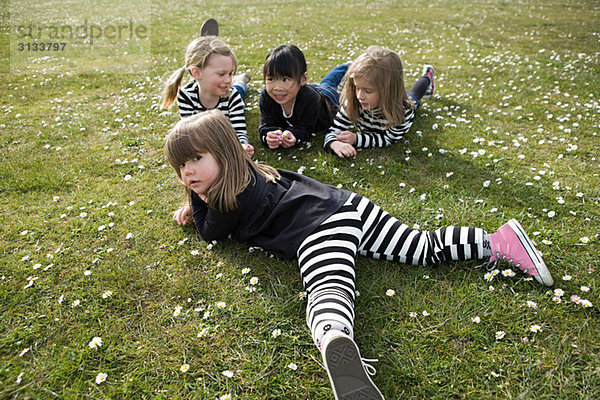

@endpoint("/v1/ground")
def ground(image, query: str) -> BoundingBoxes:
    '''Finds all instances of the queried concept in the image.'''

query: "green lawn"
[1,0,599,398]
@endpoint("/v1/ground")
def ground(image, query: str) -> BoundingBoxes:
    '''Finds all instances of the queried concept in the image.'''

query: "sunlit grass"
[1,0,598,398]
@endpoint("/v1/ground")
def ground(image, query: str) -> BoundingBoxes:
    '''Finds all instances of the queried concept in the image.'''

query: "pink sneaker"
[488,219,554,286]
[321,330,384,400]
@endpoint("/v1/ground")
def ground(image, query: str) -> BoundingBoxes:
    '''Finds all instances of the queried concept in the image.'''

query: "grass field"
[1,0,599,398]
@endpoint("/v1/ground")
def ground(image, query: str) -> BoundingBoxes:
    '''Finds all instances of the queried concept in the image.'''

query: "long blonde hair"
[161,37,238,108]
[165,110,279,213]
[340,46,412,128]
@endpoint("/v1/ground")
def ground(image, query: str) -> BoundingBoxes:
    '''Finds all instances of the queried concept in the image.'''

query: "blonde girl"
[162,36,254,157]
[325,45,435,158]
[165,109,553,399]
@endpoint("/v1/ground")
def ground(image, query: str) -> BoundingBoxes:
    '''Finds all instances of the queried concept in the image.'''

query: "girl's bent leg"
[315,64,350,106]
[319,64,349,90]
[232,73,251,99]
[408,65,434,107]
[407,77,429,108]
[232,83,247,99]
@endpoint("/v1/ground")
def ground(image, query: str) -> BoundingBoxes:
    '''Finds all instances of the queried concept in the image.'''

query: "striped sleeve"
[354,108,415,148]
[177,81,199,118]
[177,83,249,146]
[324,105,353,149]
[220,87,249,144]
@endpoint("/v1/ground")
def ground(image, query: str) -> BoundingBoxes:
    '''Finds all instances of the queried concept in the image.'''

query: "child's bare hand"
[329,141,357,158]
[243,143,255,156]
[266,130,283,149]
[173,205,192,225]
[280,130,297,148]
[336,130,357,145]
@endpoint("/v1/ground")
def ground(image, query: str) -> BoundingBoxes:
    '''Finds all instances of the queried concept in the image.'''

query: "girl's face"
[191,54,235,99]
[265,73,306,111]
[353,76,380,110]
[179,152,220,199]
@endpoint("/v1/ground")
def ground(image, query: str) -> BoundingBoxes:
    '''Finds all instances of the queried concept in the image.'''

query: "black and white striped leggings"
[297,193,490,348]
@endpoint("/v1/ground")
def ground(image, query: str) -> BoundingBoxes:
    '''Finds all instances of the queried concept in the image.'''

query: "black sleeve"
[285,87,323,143]
[258,90,282,144]
[191,191,241,242]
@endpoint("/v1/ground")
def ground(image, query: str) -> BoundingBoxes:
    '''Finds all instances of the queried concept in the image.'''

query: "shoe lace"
[361,358,379,376]
[475,258,498,271]
[476,251,525,272]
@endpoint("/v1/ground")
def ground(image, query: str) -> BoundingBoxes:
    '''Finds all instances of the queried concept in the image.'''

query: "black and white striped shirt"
[324,104,415,149]
[177,81,249,144]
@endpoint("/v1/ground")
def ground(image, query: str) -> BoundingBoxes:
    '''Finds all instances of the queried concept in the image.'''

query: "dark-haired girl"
[259,44,348,149]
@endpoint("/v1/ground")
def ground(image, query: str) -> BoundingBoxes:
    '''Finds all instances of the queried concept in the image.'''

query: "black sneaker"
[200,18,218,36]
[422,65,435,99]
[322,332,385,400]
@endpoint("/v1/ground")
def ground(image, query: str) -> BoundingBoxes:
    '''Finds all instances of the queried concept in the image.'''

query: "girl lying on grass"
[259,44,348,149]
[165,109,554,399]
[325,45,435,159]
[162,34,253,156]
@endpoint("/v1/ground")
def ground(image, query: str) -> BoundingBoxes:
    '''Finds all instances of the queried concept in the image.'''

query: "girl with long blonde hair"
[325,46,435,158]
